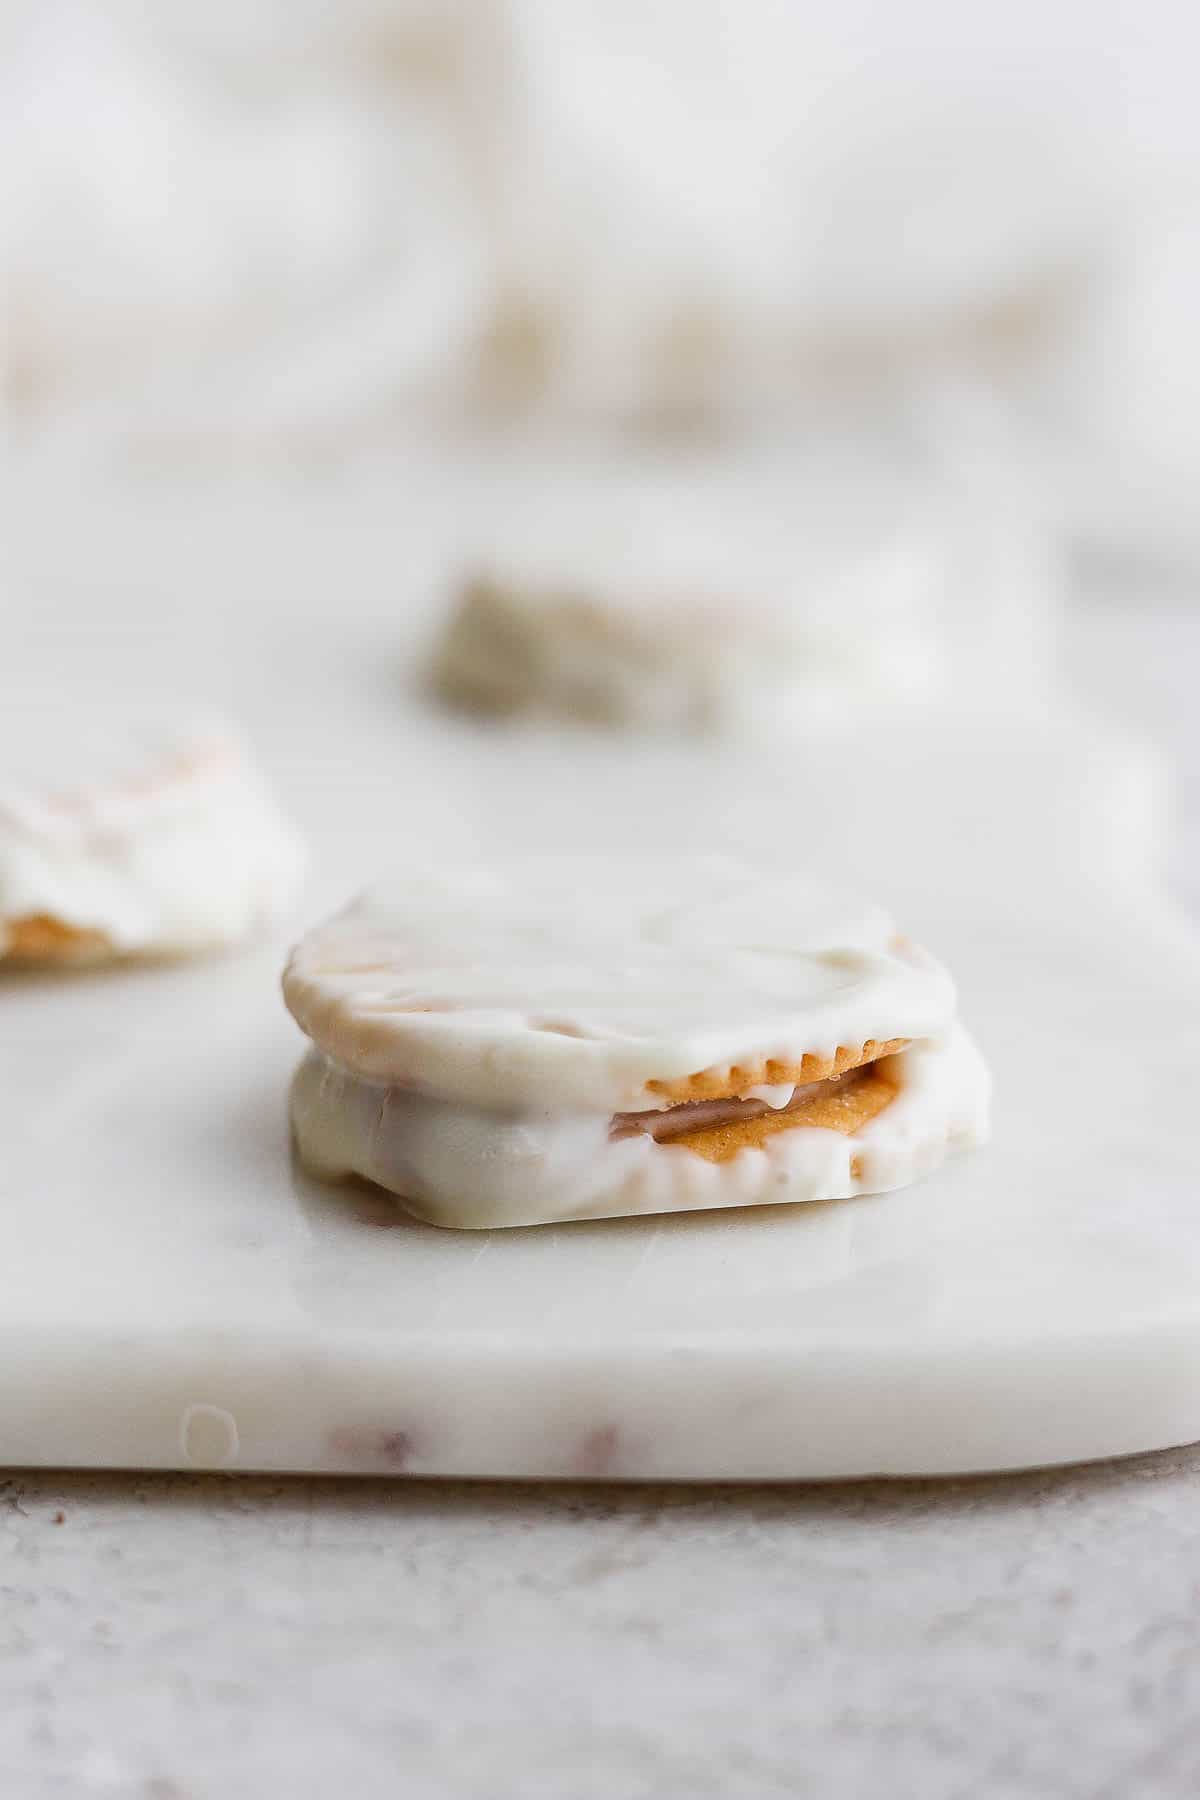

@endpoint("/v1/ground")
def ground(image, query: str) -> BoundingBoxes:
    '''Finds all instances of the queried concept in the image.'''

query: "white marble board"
[3,698,1197,1477]
[3,468,1196,1480]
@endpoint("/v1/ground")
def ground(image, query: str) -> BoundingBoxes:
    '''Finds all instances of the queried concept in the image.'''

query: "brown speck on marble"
[328,1425,418,1470]
[574,1423,622,1477]
[145,1778,187,1800]
[378,1430,414,1467]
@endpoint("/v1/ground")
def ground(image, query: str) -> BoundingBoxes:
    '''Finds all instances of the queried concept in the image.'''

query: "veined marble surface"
[0,468,1185,1480]
[2,858,1197,1480]
[3,465,1199,1795]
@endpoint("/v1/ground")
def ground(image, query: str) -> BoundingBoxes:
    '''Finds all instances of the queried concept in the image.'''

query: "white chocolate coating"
[0,716,306,959]
[430,536,941,734]
[290,1026,990,1230]
[283,858,957,1114]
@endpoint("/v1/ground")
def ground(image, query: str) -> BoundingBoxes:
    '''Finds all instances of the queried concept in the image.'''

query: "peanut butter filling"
[2,913,111,963]
[611,1057,902,1164]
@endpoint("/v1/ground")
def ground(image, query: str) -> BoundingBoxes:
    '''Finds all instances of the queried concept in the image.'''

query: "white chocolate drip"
[741,1082,797,1109]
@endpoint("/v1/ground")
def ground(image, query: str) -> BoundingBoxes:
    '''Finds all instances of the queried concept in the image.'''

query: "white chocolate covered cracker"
[430,553,939,734]
[0,712,306,963]
[426,469,948,734]
[284,857,989,1229]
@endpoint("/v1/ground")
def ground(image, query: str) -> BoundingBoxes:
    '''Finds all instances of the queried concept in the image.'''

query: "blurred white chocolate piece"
[431,511,946,733]
[0,710,306,963]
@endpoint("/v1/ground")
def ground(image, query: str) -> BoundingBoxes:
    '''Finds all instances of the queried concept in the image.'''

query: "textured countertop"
[4,478,1200,1799]
[4,1448,1200,1800]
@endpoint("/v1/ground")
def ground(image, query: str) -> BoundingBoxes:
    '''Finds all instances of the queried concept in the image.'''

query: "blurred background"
[4,0,1200,899]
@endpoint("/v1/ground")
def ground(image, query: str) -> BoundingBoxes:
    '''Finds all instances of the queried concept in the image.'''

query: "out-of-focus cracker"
[2,914,111,965]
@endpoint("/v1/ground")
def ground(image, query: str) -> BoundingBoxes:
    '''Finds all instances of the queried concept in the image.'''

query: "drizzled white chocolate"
[284,858,989,1229]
